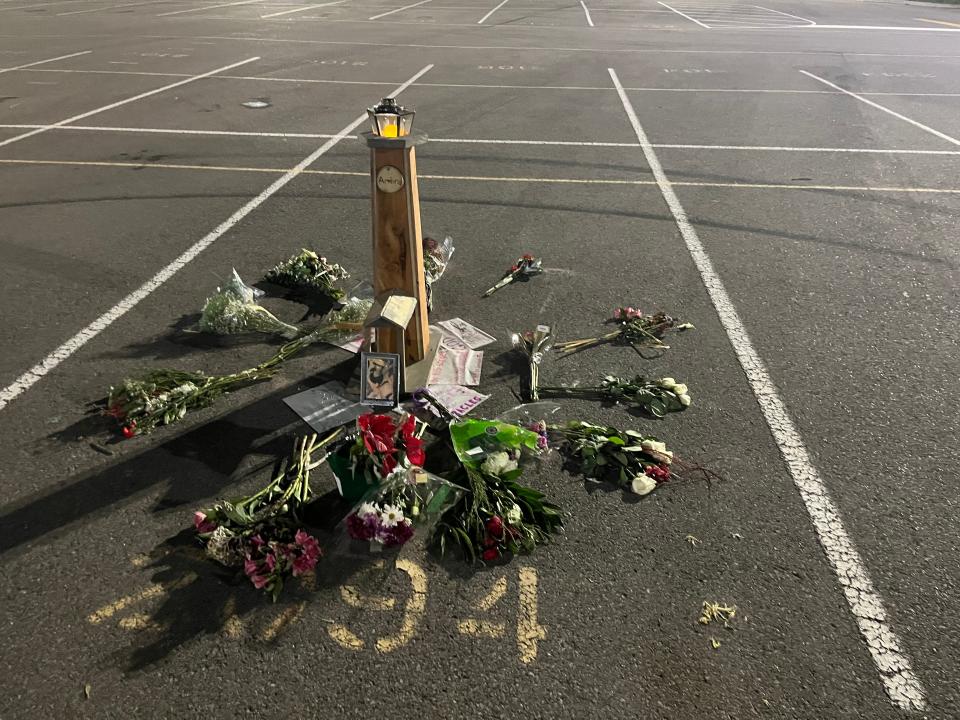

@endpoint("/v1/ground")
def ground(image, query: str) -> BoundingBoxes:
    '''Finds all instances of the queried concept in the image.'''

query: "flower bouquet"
[538,375,691,417]
[482,254,543,298]
[512,325,553,402]
[265,248,349,300]
[199,269,300,340]
[423,236,455,312]
[432,419,563,563]
[552,421,698,496]
[194,430,341,599]
[345,466,462,551]
[104,331,319,438]
[554,307,694,358]
[105,300,373,438]
[327,412,426,501]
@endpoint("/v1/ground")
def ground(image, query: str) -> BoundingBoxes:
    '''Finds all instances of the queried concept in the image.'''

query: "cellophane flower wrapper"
[264,248,349,300]
[423,236,454,311]
[342,467,463,551]
[449,418,543,475]
[511,325,553,402]
[309,296,373,347]
[199,269,299,339]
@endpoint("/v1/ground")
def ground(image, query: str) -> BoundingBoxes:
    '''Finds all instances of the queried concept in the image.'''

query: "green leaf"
[607,436,625,446]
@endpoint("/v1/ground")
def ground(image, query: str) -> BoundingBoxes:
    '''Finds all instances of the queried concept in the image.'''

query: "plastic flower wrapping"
[265,248,349,300]
[482,254,543,297]
[422,236,455,311]
[539,375,691,417]
[345,466,463,550]
[199,269,300,339]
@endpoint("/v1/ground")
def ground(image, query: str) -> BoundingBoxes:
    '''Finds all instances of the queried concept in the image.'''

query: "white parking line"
[368,0,429,19]
[15,68,960,96]
[158,0,262,16]
[657,1,710,27]
[800,71,959,147]
[0,56,260,150]
[57,0,170,15]
[476,0,508,24]
[4,124,960,157]
[0,49,90,74]
[261,0,344,18]
[608,66,926,713]
[753,4,814,24]
[0,63,433,413]
[579,0,593,27]
[4,158,959,195]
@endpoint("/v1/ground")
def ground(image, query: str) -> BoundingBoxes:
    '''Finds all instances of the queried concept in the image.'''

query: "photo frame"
[360,351,401,407]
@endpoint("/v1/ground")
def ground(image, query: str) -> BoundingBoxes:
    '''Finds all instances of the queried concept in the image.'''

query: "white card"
[438,318,496,349]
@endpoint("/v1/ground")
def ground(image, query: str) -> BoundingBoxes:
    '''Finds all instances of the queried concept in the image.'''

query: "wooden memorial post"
[362,97,432,374]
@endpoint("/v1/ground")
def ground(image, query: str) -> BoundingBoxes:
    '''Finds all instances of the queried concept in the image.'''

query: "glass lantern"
[367,97,415,138]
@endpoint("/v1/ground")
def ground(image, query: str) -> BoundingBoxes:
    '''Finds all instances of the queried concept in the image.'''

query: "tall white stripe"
[0,64,433,412]
[476,0,508,24]
[158,0,262,16]
[800,70,960,147]
[368,0,429,20]
[579,0,593,27]
[608,67,926,712]
[0,57,260,150]
[0,50,90,73]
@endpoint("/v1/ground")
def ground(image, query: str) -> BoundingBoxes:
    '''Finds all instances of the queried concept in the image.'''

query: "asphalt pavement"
[1,0,959,718]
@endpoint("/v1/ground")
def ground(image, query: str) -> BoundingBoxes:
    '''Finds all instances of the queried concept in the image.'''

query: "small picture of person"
[362,353,399,406]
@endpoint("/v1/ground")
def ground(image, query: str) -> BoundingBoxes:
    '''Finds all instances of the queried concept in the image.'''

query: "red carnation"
[481,547,499,562]
[486,516,504,536]
[358,413,397,455]
[405,439,425,467]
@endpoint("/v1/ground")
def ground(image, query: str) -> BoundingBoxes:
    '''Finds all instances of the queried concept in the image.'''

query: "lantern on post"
[367,97,415,138]
[361,96,437,388]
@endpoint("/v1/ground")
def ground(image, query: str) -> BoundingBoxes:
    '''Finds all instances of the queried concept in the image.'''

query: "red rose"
[486,516,503,536]
[121,424,136,439]
[510,265,519,272]
[481,547,499,562]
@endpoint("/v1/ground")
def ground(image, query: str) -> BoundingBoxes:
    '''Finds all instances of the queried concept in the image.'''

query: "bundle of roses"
[342,412,426,486]
[554,306,694,358]
[538,375,692,417]
[551,421,682,496]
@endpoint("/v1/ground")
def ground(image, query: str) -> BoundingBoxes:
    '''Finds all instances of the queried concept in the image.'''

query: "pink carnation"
[193,511,216,534]
[292,552,318,577]
[250,573,270,590]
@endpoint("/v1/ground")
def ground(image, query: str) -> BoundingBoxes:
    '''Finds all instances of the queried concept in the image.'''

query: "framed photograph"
[360,352,401,407]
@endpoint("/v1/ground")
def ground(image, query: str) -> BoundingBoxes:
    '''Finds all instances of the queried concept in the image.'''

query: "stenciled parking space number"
[88,559,547,664]
[328,562,546,663]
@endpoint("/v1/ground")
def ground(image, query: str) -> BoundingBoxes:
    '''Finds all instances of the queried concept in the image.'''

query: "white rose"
[506,504,522,525]
[641,440,656,451]
[481,451,511,477]
[659,377,676,389]
[679,394,691,407]
[650,441,667,454]
[631,475,657,496]
[672,383,688,396]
